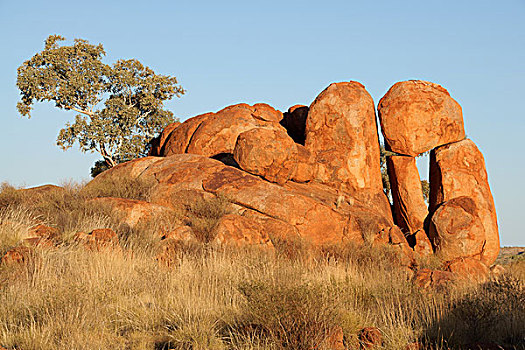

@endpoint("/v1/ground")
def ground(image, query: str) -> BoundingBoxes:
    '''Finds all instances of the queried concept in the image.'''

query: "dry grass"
[0,182,524,349]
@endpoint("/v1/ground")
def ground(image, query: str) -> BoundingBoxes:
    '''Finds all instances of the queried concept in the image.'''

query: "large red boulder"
[387,156,428,234]
[201,165,352,246]
[429,139,499,265]
[161,104,284,157]
[233,127,298,185]
[305,82,385,203]
[378,80,465,156]
[86,155,384,247]
[429,196,486,262]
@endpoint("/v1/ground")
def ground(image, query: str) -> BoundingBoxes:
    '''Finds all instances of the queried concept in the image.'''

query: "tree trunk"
[100,144,117,168]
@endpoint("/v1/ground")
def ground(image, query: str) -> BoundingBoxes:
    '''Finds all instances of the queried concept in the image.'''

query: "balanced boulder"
[378,80,464,156]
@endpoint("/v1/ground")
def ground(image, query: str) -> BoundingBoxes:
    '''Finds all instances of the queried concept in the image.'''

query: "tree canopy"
[16,34,184,168]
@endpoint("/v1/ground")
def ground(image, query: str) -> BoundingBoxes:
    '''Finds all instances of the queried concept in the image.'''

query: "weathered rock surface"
[378,80,465,156]
[387,156,428,234]
[161,103,285,158]
[74,228,120,252]
[444,257,489,282]
[413,268,456,290]
[408,229,434,256]
[211,214,274,247]
[429,196,486,262]
[89,197,174,229]
[1,246,33,266]
[233,127,298,185]
[371,225,414,265]
[81,80,500,282]
[429,139,499,265]
[359,327,383,349]
[292,145,315,183]
[87,154,393,247]
[305,82,385,206]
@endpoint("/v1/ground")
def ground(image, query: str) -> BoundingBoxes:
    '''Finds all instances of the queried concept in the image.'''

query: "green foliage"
[16,35,184,168]
[90,160,110,178]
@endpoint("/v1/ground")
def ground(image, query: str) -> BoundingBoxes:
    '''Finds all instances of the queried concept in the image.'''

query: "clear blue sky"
[0,0,523,245]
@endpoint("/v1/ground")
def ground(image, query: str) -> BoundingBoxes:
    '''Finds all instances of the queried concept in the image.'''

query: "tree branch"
[65,105,94,117]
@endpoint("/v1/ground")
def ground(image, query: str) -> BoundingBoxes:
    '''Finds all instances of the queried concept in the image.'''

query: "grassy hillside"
[0,182,523,350]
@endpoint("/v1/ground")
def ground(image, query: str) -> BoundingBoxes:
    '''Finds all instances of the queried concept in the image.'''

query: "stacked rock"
[378,80,499,269]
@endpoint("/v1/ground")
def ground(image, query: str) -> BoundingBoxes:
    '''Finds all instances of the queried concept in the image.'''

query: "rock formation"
[377,80,499,273]
[83,79,499,282]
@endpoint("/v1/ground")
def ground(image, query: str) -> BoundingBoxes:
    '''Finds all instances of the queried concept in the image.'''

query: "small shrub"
[236,280,344,350]
[422,274,525,347]
[183,194,233,243]
[0,182,25,209]
[82,176,156,201]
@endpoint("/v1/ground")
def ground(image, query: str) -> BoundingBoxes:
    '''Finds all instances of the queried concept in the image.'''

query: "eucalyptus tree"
[16,34,184,168]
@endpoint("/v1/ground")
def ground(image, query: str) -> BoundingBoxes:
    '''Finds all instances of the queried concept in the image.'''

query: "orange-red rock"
[27,224,59,240]
[444,257,489,282]
[160,112,212,155]
[148,121,181,156]
[359,327,383,349]
[378,80,465,156]
[305,82,385,203]
[373,225,414,266]
[211,214,274,247]
[89,197,174,229]
[413,268,456,290]
[292,145,315,183]
[202,166,350,246]
[75,228,119,251]
[429,196,486,262]
[251,103,283,122]
[86,154,392,250]
[162,225,195,242]
[280,105,308,144]
[408,229,433,256]
[161,104,285,158]
[320,326,345,350]
[233,127,297,185]
[429,139,499,265]
[387,156,428,234]
[1,246,33,266]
